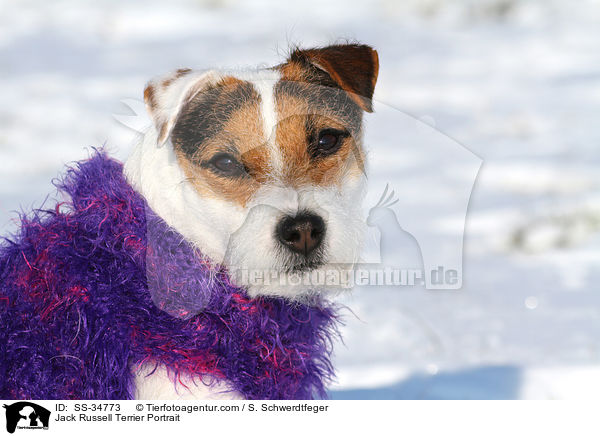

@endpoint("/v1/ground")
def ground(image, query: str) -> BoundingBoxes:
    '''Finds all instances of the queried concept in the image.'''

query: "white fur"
[134,364,241,400]
[229,69,284,174]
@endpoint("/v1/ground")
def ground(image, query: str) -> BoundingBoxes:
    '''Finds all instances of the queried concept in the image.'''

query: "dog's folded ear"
[143,69,220,146]
[284,44,379,112]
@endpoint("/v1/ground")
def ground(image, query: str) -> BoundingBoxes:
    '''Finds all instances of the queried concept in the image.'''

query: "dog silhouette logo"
[3,402,50,433]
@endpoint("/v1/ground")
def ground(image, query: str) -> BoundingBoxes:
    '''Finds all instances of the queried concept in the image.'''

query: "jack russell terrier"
[0,43,378,400]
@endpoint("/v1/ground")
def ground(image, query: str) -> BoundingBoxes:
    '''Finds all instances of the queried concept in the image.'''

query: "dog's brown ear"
[144,69,219,146]
[286,44,379,112]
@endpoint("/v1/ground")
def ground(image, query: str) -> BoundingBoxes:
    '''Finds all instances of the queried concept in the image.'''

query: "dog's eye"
[311,129,348,158]
[204,153,246,177]
[319,133,339,150]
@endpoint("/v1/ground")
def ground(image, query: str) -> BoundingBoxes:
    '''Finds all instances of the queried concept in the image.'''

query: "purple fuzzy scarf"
[0,151,339,400]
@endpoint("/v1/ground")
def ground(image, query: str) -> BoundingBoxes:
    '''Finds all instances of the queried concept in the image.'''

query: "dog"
[0,43,378,400]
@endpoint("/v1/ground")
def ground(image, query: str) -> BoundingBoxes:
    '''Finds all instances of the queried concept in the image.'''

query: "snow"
[1,0,599,399]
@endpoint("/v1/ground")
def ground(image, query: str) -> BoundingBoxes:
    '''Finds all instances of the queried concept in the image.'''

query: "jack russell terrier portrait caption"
[0,43,379,400]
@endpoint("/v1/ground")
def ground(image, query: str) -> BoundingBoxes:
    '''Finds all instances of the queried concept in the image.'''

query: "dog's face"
[129,44,378,300]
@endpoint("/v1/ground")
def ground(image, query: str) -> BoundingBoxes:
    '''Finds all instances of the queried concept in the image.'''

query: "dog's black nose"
[276,213,325,256]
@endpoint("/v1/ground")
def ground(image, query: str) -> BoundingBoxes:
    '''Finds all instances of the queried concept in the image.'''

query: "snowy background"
[1,0,599,399]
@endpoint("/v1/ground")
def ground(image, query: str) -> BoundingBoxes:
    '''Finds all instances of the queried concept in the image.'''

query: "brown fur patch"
[277,44,379,112]
[271,44,378,187]
[172,77,261,159]
[173,77,271,207]
[274,92,365,187]
[143,84,156,112]
[296,46,378,111]
[277,60,310,83]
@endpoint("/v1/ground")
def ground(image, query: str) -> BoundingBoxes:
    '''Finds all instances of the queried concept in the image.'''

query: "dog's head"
[126,44,378,300]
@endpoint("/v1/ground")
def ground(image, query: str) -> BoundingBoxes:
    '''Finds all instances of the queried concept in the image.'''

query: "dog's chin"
[283,248,327,273]
[289,261,324,273]
[227,258,356,302]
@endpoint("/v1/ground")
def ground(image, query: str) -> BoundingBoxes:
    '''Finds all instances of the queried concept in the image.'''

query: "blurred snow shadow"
[330,365,521,399]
